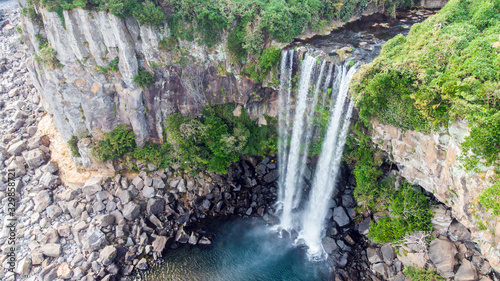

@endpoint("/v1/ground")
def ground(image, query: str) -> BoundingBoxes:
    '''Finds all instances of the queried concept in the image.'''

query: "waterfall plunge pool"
[140,219,332,281]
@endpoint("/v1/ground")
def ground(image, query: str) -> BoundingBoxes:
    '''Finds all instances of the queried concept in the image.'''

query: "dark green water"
[141,219,331,281]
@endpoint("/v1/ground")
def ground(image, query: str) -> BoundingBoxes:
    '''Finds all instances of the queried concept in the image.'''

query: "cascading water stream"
[276,50,359,259]
[279,54,317,230]
[300,64,358,259]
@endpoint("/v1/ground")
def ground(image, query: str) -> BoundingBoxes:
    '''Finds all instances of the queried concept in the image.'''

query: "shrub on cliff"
[351,0,500,173]
[133,69,154,87]
[93,125,136,162]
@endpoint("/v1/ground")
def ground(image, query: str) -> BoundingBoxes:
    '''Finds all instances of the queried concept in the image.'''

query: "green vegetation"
[92,104,277,174]
[344,121,433,243]
[478,180,500,216]
[67,136,81,157]
[351,0,500,171]
[403,266,446,281]
[133,69,154,87]
[245,46,281,82]
[96,57,119,73]
[93,124,136,161]
[33,35,60,69]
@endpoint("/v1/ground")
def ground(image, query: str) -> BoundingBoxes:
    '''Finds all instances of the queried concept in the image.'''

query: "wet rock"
[198,236,212,245]
[189,232,199,245]
[322,236,338,254]
[333,207,350,227]
[175,227,189,243]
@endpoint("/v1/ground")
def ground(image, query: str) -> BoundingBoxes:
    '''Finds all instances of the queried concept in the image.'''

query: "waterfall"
[279,54,317,230]
[276,49,359,259]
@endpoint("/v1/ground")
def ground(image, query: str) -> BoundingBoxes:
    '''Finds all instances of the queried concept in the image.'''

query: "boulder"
[152,177,165,189]
[448,220,471,242]
[322,237,338,254]
[367,247,383,264]
[188,232,199,245]
[22,148,46,168]
[333,207,350,227]
[132,176,144,189]
[7,140,26,156]
[198,236,212,245]
[142,186,156,198]
[46,205,63,219]
[82,176,103,196]
[152,236,167,253]
[431,205,453,235]
[380,244,395,265]
[429,238,458,278]
[454,259,478,281]
[83,227,107,251]
[175,227,189,243]
[34,190,52,213]
[39,173,60,189]
[146,198,165,216]
[123,202,140,221]
[137,258,148,270]
[117,189,132,204]
[372,262,389,279]
[57,262,73,279]
[16,257,31,276]
[99,246,117,266]
[40,243,62,257]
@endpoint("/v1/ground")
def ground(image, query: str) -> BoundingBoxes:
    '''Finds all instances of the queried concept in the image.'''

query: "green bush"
[67,136,81,157]
[478,180,500,216]
[96,57,119,73]
[132,141,173,169]
[403,266,445,281]
[133,69,154,87]
[93,124,136,161]
[368,181,433,243]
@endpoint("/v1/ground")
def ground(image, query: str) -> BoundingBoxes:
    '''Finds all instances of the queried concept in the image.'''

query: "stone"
[341,194,356,208]
[263,170,279,183]
[117,189,132,204]
[380,244,395,265]
[137,258,148,270]
[46,205,63,219]
[7,140,26,156]
[152,177,165,189]
[57,262,73,279]
[132,176,144,190]
[99,246,117,266]
[372,263,389,280]
[32,252,44,265]
[22,149,46,168]
[83,227,107,251]
[16,257,31,276]
[83,176,103,196]
[454,259,478,281]
[429,238,458,278]
[448,220,471,242]
[198,236,212,245]
[40,243,62,257]
[147,198,165,215]
[175,227,189,243]
[431,205,453,235]
[177,179,186,193]
[333,207,350,227]
[123,202,140,221]
[142,186,155,198]
[152,236,167,253]
[188,232,199,245]
[95,214,115,227]
[39,173,60,189]
[34,190,52,213]
[322,237,338,254]
[367,247,383,264]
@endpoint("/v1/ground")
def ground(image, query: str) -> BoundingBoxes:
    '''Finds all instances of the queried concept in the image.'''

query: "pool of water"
[141,219,332,281]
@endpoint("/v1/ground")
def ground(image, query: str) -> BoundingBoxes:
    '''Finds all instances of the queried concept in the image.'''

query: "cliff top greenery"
[27,0,420,61]
[351,0,500,172]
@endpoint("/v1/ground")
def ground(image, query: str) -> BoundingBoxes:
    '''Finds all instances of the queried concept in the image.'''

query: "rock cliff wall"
[372,119,500,271]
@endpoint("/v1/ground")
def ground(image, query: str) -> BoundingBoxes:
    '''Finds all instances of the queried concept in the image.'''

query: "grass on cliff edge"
[351,0,500,173]
[92,104,277,174]
[344,121,433,244]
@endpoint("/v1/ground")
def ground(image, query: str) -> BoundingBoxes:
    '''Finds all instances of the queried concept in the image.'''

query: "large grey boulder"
[175,226,189,243]
[83,176,103,196]
[429,238,458,278]
[367,247,383,264]
[322,237,338,254]
[448,220,471,242]
[380,244,395,265]
[123,202,140,221]
[333,207,350,227]
[431,205,453,235]
[146,198,165,216]
[83,227,107,251]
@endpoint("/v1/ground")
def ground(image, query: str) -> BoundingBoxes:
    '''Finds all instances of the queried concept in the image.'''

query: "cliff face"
[372,119,500,271]
[20,1,278,152]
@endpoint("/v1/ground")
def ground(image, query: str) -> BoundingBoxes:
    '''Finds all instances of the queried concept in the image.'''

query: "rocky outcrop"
[371,119,500,271]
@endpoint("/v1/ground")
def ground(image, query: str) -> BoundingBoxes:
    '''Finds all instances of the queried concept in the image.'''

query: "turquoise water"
[142,219,332,281]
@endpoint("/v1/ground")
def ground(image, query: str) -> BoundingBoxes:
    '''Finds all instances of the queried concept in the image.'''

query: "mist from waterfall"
[276,49,358,260]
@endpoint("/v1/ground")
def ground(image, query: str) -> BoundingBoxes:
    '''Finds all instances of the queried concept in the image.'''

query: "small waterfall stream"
[277,50,358,260]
